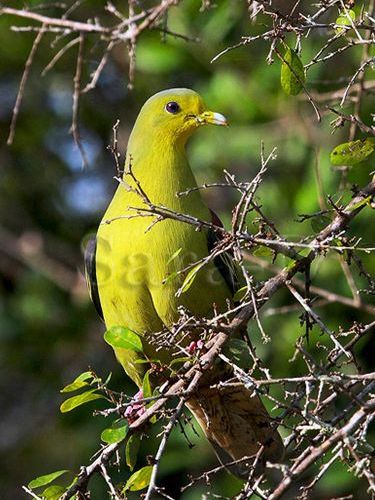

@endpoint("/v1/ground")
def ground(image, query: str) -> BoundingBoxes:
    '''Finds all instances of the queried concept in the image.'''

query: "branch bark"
[60,178,375,500]
[269,399,375,500]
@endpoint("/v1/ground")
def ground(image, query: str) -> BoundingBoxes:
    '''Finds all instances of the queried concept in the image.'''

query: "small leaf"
[28,470,68,489]
[180,263,203,294]
[104,326,143,352]
[298,247,312,259]
[149,388,159,424]
[142,370,152,399]
[163,271,179,285]
[233,286,247,302]
[41,485,66,500]
[66,477,78,492]
[348,195,372,212]
[281,46,305,96]
[330,138,375,166]
[253,246,274,258]
[134,358,154,364]
[223,339,250,370]
[123,465,153,492]
[126,434,141,471]
[60,389,104,413]
[167,247,182,265]
[169,356,191,368]
[311,215,331,233]
[335,9,356,33]
[104,372,112,385]
[101,421,128,444]
[141,370,158,422]
[60,371,94,393]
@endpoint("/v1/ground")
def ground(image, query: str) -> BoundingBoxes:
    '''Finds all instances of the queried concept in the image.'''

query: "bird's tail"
[186,382,284,477]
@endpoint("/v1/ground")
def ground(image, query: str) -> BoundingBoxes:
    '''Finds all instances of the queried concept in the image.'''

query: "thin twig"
[286,283,351,358]
[7,25,46,145]
[70,32,88,167]
[269,399,375,499]
[144,397,185,500]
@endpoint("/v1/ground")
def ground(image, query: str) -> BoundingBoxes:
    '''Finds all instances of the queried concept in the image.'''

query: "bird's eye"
[165,101,180,114]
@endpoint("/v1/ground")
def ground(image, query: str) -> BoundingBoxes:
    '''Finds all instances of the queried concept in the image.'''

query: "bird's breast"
[96,162,230,336]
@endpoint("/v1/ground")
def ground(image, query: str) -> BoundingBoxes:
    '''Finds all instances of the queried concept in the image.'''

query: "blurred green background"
[0,0,374,498]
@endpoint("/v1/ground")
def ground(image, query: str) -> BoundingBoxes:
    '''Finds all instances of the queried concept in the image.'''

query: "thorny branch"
[2,0,375,158]
[2,0,182,148]
[6,1,374,499]
[269,399,375,500]
[59,158,375,498]
[6,24,46,145]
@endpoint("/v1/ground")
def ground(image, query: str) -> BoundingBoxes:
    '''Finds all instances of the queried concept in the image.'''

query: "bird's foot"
[124,389,146,424]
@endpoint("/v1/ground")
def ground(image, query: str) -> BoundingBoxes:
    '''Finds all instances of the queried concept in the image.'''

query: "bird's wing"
[85,212,238,319]
[207,209,240,297]
[84,235,104,320]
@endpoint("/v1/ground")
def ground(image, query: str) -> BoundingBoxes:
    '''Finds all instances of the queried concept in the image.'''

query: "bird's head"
[130,88,228,148]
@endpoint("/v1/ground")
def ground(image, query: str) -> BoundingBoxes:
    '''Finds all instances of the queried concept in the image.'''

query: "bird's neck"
[123,135,200,210]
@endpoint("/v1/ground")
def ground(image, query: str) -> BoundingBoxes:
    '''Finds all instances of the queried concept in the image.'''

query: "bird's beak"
[196,111,228,126]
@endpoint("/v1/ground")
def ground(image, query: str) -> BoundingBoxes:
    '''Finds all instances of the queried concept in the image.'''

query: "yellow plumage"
[86,88,283,474]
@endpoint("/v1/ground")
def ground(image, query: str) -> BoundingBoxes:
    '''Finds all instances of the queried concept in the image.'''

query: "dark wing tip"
[84,235,104,320]
[208,209,239,297]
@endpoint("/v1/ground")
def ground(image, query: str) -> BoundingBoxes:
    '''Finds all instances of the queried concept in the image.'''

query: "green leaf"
[330,138,375,166]
[134,358,154,364]
[41,485,66,500]
[28,470,68,489]
[104,372,112,385]
[233,286,247,302]
[101,421,128,444]
[335,9,356,33]
[66,477,78,494]
[253,246,274,258]
[125,434,141,471]
[167,247,182,265]
[311,215,331,233]
[60,371,93,393]
[142,370,152,399]
[104,326,143,353]
[180,263,203,294]
[298,247,312,259]
[348,195,372,212]
[60,389,104,413]
[163,271,179,285]
[169,356,191,368]
[223,339,250,370]
[123,466,153,492]
[141,369,158,422]
[149,388,159,424]
[281,46,305,96]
